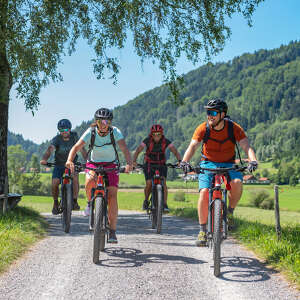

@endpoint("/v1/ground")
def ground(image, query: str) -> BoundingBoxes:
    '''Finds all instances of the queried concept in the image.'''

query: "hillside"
[8,41,300,167]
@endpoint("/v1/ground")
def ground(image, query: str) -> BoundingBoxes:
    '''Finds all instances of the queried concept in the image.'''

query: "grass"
[0,207,48,274]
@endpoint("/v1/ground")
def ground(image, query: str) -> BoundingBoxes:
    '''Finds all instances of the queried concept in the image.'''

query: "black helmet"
[204,99,228,114]
[57,119,72,130]
[94,108,113,120]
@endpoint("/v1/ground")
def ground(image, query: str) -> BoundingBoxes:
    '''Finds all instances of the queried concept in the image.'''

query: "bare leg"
[198,188,209,224]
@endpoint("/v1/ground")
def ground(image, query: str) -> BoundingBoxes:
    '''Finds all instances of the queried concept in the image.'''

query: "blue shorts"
[198,161,243,190]
[52,165,66,181]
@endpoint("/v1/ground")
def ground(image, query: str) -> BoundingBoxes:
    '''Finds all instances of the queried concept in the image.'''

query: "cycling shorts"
[198,161,243,190]
[52,165,66,181]
[143,163,167,181]
[85,162,119,187]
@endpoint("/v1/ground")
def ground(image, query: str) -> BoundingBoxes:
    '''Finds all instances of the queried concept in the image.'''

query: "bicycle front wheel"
[213,198,222,277]
[93,196,105,263]
[62,184,72,233]
[156,184,163,234]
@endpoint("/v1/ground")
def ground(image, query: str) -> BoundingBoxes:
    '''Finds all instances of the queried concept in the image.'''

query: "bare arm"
[182,139,201,162]
[168,144,181,162]
[117,139,133,172]
[40,145,55,164]
[65,139,86,173]
[239,137,257,162]
[132,144,145,163]
[80,146,88,161]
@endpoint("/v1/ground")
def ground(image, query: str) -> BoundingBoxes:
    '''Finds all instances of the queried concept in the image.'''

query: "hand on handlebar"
[247,161,258,172]
[40,160,47,165]
[180,161,192,173]
[125,163,133,173]
[65,160,75,174]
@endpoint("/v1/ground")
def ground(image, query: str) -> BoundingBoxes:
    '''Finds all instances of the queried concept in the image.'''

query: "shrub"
[173,191,185,202]
[260,197,274,210]
[249,189,270,208]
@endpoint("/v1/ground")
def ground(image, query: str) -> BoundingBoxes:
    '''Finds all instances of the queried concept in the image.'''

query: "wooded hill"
[9,41,300,167]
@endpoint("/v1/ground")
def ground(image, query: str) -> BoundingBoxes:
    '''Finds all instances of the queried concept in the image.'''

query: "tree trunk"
[0,0,11,195]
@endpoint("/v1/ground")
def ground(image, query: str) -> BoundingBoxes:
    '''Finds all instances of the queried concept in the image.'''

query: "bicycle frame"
[207,173,230,244]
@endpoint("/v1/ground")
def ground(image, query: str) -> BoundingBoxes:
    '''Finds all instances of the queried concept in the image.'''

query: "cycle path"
[0,210,299,300]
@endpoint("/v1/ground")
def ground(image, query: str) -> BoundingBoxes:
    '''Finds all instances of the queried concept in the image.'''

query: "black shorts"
[143,163,168,181]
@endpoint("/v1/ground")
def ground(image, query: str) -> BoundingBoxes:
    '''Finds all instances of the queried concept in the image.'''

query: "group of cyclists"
[40,99,258,246]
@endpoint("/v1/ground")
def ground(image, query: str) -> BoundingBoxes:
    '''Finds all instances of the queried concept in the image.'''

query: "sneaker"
[108,230,118,244]
[52,204,59,215]
[227,213,235,231]
[83,205,90,217]
[195,231,207,247]
[73,201,80,211]
[142,200,149,210]
[163,204,169,213]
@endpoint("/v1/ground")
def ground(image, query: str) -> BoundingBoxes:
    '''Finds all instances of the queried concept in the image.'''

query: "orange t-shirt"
[192,121,246,162]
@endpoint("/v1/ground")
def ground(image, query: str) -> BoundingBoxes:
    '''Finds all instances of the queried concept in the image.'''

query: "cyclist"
[181,99,258,246]
[40,119,87,215]
[66,108,132,243]
[133,124,181,212]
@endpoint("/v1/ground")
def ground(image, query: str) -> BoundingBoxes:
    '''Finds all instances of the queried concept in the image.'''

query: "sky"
[8,0,300,144]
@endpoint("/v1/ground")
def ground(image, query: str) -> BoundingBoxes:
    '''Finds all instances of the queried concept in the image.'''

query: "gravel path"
[0,211,299,300]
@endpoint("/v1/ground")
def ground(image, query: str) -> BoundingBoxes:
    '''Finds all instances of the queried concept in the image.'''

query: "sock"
[228,207,234,214]
[200,224,207,232]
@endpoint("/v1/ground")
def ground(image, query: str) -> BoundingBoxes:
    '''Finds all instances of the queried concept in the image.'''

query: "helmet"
[94,108,113,120]
[57,119,72,130]
[204,99,228,114]
[150,124,164,134]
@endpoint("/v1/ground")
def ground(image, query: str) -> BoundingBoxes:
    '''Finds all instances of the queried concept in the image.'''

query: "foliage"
[7,145,27,192]
[249,189,270,208]
[260,198,274,210]
[173,191,186,202]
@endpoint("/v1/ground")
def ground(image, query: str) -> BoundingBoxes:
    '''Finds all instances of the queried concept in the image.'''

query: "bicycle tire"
[156,184,163,234]
[89,200,95,231]
[64,184,73,233]
[213,198,222,277]
[150,195,157,229]
[93,196,104,263]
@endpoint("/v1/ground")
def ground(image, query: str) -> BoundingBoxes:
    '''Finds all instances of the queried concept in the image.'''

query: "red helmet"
[150,124,164,134]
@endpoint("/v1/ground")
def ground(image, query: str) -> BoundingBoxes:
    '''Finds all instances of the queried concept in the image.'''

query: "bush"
[260,197,274,210]
[249,189,270,208]
[173,191,185,202]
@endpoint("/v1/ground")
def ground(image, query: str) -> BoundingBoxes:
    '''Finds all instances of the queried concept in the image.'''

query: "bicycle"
[45,162,75,233]
[76,163,125,264]
[137,163,179,234]
[188,164,247,277]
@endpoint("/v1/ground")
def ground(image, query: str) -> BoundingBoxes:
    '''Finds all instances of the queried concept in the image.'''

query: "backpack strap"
[109,127,120,167]
[87,127,96,160]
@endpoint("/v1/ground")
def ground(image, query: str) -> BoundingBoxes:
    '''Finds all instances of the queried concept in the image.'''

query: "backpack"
[87,127,120,166]
[145,136,167,164]
[202,117,243,164]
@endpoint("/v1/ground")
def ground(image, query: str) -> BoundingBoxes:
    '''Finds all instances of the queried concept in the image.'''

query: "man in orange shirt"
[181,99,258,246]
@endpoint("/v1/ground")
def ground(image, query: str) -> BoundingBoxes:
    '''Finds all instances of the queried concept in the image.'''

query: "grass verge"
[0,207,48,274]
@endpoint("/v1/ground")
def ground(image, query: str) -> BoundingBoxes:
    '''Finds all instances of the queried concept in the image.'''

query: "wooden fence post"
[3,175,9,214]
[274,185,281,240]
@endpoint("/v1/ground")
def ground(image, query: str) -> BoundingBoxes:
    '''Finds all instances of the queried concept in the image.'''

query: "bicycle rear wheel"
[156,184,163,234]
[93,196,105,263]
[213,198,222,277]
[62,184,72,233]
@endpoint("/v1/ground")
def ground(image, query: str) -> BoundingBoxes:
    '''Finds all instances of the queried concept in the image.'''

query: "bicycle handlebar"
[135,162,180,170]
[76,163,126,174]
[191,164,248,174]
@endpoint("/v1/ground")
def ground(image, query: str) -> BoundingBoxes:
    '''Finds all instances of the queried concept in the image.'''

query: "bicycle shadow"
[216,256,278,282]
[96,247,205,268]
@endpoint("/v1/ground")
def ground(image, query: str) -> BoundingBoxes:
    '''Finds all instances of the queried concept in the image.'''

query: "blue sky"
[8,0,300,144]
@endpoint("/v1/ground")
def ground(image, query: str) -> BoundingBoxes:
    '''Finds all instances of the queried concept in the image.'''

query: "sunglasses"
[152,132,162,136]
[96,119,111,126]
[207,110,219,117]
[59,128,70,132]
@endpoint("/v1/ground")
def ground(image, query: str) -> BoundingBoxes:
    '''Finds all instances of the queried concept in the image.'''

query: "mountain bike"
[190,164,247,277]
[77,163,125,264]
[45,162,74,233]
[138,163,178,234]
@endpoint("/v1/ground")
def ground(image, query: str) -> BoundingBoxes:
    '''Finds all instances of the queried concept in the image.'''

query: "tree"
[30,154,40,173]
[0,0,264,195]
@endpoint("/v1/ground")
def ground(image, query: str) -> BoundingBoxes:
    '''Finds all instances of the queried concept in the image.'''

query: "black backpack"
[87,127,120,166]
